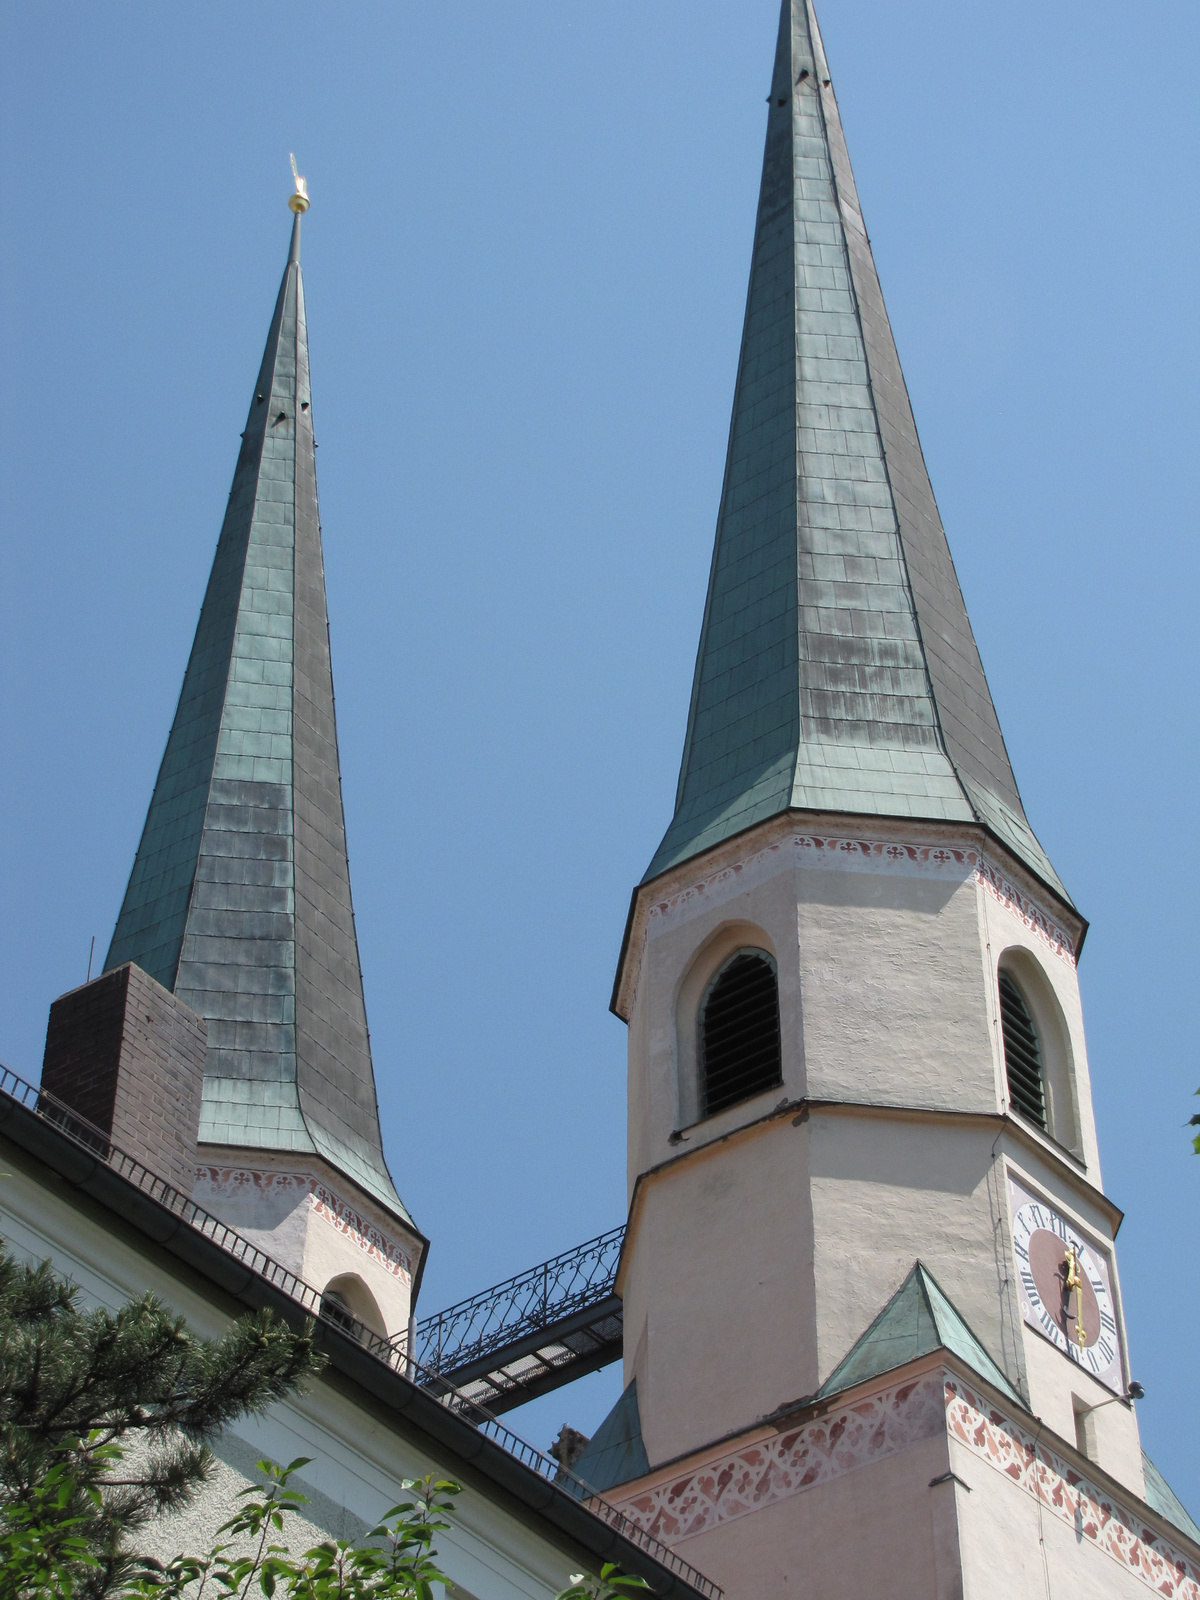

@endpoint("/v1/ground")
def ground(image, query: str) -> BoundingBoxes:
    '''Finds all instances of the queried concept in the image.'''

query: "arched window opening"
[320,1287,357,1335]
[999,970,1046,1129]
[319,1274,387,1343]
[701,950,782,1117]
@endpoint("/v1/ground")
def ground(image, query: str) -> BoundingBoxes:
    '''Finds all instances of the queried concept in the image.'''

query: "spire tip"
[288,152,309,214]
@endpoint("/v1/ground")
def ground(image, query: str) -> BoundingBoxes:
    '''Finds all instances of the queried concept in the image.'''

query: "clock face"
[1008,1180,1122,1391]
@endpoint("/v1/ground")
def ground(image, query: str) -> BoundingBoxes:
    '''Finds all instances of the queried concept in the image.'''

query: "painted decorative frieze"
[307,1183,412,1283]
[610,1368,1198,1600]
[195,1165,412,1283]
[640,830,1076,967]
[610,1372,945,1540]
[974,857,1075,965]
[948,1377,1200,1600]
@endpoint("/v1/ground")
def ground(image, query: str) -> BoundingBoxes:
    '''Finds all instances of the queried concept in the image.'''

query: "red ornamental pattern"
[793,834,979,871]
[610,1369,1197,1597]
[195,1165,412,1282]
[973,860,1075,965]
[646,842,785,926]
[948,1379,1200,1600]
[308,1184,412,1283]
[612,1373,945,1539]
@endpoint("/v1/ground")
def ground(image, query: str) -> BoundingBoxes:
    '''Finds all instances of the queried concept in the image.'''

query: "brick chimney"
[41,963,207,1195]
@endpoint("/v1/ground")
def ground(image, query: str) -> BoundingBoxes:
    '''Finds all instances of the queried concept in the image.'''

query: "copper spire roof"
[105,213,410,1223]
[647,0,1065,903]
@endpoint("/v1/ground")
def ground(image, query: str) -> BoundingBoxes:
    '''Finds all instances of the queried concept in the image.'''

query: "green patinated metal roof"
[105,215,411,1227]
[818,1261,1022,1404]
[1142,1453,1200,1545]
[569,1380,650,1495]
[648,0,1065,904]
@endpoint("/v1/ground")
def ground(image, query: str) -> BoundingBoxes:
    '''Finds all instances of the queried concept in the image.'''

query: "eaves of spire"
[647,0,1066,904]
[105,213,411,1226]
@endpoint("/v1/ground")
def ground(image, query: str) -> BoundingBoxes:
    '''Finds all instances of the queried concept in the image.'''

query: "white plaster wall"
[192,1160,313,1276]
[625,819,1097,1186]
[808,1112,1025,1387]
[795,862,993,1112]
[300,1204,405,1337]
[0,1146,583,1600]
[951,1433,1157,1600]
[626,837,804,1189]
[622,1117,817,1464]
[621,816,1140,1489]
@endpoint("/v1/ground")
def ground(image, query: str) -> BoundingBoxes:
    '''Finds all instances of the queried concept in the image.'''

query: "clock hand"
[1065,1245,1085,1348]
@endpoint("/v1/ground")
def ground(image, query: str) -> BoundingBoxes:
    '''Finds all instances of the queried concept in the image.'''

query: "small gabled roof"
[818,1261,1022,1405]
[647,0,1066,905]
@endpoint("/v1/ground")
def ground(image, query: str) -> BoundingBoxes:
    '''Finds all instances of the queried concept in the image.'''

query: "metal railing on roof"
[0,1063,720,1600]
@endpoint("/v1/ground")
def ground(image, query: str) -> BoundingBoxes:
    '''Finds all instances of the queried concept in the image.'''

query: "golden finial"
[288,153,310,214]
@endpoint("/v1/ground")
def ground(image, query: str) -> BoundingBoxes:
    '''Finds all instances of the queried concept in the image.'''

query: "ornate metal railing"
[415,1225,625,1375]
[0,1063,720,1600]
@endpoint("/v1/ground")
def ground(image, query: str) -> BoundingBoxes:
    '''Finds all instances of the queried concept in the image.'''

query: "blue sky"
[2,1,1197,1513]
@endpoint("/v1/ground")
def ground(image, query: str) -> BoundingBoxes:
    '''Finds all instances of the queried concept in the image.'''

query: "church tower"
[103,190,424,1342]
[577,3,1198,1595]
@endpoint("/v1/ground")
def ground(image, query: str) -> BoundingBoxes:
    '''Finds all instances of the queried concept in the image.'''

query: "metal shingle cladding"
[816,1262,1022,1405]
[648,0,1065,904]
[105,218,411,1225]
[569,1380,651,1495]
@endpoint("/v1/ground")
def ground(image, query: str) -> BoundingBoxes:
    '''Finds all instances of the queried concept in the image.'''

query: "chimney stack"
[41,963,206,1195]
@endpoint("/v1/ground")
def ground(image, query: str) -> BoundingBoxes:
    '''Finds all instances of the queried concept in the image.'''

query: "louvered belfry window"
[701,950,782,1117]
[999,970,1046,1129]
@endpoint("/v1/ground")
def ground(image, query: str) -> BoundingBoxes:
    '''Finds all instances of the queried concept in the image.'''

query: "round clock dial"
[1011,1199,1120,1381]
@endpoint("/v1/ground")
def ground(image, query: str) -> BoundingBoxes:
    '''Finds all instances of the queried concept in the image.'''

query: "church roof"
[569,1379,650,1495]
[647,0,1065,904]
[104,213,410,1226]
[1142,1453,1200,1545]
[817,1261,1022,1405]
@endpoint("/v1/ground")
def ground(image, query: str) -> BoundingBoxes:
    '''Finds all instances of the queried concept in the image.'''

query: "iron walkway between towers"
[412,1225,626,1413]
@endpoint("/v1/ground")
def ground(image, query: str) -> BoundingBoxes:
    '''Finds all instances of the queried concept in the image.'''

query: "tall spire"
[648,0,1064,901]
[105,210,410,1223]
